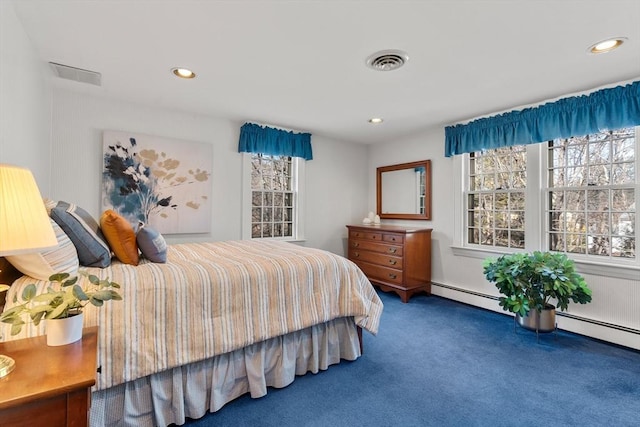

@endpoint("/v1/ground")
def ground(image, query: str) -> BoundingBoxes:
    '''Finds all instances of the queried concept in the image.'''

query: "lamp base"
[0,354,15,378]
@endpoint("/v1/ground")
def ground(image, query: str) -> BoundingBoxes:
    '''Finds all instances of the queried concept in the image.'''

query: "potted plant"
[0,272,121,346]
[482,251,592,333]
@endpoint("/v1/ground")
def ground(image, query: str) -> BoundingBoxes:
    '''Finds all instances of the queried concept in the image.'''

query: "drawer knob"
[388,260,397,265]
[354,252,360,257]
[389,248,397,254]
[353,242,359,247]
[389,273,397,279]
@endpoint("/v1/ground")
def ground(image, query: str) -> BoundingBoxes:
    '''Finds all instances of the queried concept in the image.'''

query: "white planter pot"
[46,312,84,346]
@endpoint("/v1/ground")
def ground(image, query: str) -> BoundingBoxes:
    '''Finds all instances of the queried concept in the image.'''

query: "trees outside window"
[547,128,635,258]
[249,154,297,239]
[465,127,636,262]
[467,145,527,249]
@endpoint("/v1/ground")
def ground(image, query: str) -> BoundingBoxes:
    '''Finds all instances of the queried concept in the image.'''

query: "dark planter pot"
[516,305,556,333]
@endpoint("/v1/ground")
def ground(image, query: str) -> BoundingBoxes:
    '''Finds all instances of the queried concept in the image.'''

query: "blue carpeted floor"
[183,290,640,427]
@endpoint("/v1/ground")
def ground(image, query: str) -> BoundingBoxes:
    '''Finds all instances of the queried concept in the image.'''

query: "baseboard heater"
[432,282,640,336]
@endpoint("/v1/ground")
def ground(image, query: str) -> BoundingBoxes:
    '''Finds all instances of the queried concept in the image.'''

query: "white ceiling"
[11,0,640,145]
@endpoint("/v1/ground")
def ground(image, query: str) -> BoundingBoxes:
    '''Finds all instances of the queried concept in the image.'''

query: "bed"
[1,239,383,426]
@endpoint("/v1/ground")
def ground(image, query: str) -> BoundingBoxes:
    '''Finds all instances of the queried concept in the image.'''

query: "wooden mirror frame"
[376,160,432,220]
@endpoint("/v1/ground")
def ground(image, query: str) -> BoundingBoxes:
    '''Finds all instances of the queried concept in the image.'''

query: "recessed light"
[171,67,196,79]
[588,37,627,54]
[369,118,384,124]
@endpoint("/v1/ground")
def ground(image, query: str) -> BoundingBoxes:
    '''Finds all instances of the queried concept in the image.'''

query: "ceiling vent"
[366,49,409,71]
[49,62,102,86]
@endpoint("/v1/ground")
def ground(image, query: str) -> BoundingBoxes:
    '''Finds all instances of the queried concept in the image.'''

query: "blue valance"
[444,80,640,157]
[238,123,313,160]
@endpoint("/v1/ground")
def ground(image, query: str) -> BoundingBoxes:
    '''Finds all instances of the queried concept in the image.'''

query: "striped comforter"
[2,240,383,390]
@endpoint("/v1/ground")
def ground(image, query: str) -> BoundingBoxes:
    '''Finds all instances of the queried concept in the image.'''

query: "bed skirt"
[90,317,361,427]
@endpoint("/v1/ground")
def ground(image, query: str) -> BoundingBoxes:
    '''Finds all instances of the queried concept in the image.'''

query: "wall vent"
[366,49,409,72]
[49,62,102,86]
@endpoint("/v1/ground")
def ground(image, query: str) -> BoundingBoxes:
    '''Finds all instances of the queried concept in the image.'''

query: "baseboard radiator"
[431,282,640,350]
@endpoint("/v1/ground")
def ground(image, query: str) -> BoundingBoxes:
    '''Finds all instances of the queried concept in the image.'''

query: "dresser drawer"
[349,248,402,268]
[382,233,404,244]
[349,230,383,241]
[355,261,403,285]
[349,239,403,256]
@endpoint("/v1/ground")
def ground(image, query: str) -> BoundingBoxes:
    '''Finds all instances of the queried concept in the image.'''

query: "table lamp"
[0,164,58,378]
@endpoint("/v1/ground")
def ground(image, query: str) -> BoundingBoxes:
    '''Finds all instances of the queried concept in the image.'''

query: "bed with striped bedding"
[2,240,383,425]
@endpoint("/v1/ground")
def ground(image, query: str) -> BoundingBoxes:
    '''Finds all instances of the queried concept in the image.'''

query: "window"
[243,153,304,240]
[547,128,636,258]
[417,168,427,215]
[462,127,637,264]
[467,145,527,249]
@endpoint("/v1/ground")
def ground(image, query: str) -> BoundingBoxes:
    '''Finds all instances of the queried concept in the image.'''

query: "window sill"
[451,246,639,281]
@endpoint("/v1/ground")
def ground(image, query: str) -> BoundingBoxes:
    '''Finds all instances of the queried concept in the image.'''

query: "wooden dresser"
[346,224,432,303]
[0,327,98,427]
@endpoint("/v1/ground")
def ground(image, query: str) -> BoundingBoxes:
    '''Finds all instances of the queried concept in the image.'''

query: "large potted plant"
[482,251,592,332]
[0,272,121,345]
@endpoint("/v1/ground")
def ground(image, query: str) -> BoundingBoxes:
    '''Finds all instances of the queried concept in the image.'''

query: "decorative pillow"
[100,210,139,266]
[136,222,167,263]
[6,219,80,280]
[50,201,111,268]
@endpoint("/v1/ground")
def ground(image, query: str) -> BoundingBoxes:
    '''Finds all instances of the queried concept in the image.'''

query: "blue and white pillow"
[136,222,167,263]
[50,202,111,268]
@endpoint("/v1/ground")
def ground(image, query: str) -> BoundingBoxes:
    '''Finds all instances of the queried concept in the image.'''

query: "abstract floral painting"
[102,130,212,234]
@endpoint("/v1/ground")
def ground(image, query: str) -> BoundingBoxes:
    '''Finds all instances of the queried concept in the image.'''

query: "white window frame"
[452,128,639,280]
[241,153,305,241]
[417,169,426,215]
[465,145,529,250]
[543,128,638,262]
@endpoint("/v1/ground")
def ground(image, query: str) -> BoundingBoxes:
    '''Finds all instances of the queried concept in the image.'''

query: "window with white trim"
[463,127,637,263]
[546,128,635,258]
[242,153,304,240]
[467,145,527,249]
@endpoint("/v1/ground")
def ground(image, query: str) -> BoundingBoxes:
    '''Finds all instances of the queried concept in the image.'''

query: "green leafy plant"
[482,251,592,317]
[0,271,122,336]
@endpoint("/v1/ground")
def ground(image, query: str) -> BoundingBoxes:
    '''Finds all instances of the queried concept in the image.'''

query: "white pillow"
[6,219,80,280]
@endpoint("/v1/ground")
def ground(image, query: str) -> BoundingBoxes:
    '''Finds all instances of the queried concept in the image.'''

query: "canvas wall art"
[102,130,212,234]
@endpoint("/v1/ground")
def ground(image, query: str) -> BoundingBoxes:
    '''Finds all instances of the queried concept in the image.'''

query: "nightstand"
[0,326,98,427]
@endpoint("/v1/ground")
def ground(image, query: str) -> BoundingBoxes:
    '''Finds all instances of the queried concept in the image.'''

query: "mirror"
[376,160,431,220]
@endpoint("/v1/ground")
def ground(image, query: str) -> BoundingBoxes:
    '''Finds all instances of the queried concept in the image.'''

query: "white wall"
[0,2,52,188]
[369,127,640,350]
[48,88,369,254]
[306,134,370,255]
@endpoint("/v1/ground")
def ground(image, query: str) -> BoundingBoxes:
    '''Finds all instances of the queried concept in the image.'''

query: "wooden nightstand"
[0,326,98,427]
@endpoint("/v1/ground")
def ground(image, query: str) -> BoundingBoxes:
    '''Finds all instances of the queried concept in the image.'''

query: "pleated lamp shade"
[0,164,57,256]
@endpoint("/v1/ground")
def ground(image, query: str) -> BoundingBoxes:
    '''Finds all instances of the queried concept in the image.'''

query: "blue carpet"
[183,291,640,426]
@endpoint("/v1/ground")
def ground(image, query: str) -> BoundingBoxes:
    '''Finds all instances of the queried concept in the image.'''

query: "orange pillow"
[100,210,139,265]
